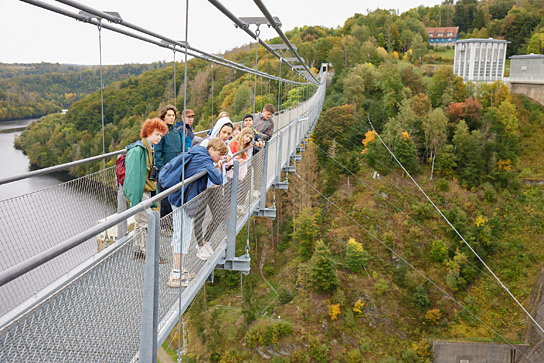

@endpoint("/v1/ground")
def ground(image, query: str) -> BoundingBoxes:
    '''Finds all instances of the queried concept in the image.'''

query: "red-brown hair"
[140,117,167,138]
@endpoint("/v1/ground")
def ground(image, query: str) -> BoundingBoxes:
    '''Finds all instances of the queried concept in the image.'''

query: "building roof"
[456,38,510,44]
[510,54,544,59]
[426,27,459,39]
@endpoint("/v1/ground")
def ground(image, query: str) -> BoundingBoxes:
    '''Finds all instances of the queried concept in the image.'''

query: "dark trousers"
[158,181,173,219]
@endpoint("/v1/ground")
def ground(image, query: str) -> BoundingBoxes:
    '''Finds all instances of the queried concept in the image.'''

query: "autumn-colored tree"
[311,240,339,293]
[476,80,510,108]
[423,108,448,180]
[395,131,419,175]
[427,67,465,107]
[293,207,321,261]
[345,238,370,273]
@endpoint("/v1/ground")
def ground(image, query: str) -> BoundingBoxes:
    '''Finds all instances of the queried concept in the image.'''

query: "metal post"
[139,210,160,363]
[286,120,292,160]
[116,186,127,237]
[276,131,283,182]
[226,160,240,260]
[259,143,269,212]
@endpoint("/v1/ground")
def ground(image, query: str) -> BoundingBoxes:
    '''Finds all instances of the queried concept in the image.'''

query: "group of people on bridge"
[121,104,276,288]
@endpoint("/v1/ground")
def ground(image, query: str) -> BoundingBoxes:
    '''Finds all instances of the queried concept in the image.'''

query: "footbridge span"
[0,0,328,361]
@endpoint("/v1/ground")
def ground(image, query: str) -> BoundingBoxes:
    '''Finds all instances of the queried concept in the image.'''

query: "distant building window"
[428,33,434,36]
[447,32,453,36]
[521,66,527,71]
[438,32,444,36]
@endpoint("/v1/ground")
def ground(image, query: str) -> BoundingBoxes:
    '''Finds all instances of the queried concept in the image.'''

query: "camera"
[148,165,159,181]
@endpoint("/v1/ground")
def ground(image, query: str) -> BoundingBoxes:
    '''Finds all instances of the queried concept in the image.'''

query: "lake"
[0,118,63,200]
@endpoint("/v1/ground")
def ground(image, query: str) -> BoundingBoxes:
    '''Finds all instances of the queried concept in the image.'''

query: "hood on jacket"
[208,117,233,138]
[126,140,144,150]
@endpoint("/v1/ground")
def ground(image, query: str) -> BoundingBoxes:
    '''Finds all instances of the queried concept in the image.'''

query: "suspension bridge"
[0,0,327,361]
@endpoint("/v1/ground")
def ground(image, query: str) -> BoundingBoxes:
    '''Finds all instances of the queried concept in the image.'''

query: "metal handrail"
[0,149,125,186]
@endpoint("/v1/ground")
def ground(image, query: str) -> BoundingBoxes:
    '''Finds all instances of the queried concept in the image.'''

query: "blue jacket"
[175,122,194,152]
[168,145,223,207]
[154,123,182,171]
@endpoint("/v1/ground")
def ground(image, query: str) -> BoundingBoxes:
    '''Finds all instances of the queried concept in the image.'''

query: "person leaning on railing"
[123,117,167,261]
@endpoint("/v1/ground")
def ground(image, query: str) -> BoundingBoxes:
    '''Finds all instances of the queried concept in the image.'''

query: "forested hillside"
[11,1,544,360]
[0,62,168,121]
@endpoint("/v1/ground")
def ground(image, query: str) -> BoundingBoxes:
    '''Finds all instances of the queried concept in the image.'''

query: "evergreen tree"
[345,238,370,273]
[311,240,339,293]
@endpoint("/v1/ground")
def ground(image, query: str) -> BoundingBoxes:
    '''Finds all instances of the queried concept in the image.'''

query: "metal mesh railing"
[0,167,118,316]
[0,76,326,362]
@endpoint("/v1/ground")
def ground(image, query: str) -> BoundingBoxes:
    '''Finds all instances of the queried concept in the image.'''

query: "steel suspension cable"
[368,118,544,336]
[21,0,308,87]
[310,139,490,279]
[178,0,190,358]
[173,50,177,106]
[252,26,260,114]
[211,61,214,120]
[293,171,535,363]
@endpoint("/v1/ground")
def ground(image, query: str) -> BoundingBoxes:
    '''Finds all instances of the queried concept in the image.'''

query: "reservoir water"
[0,118,63,200]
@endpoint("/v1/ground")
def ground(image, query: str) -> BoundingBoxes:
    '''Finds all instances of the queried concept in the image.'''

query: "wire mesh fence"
[0,167,118,316]
[0,79,325,362]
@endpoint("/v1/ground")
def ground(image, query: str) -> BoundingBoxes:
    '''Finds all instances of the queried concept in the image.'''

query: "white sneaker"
[180,278,189,288]
[167,271,181,288]
[204,242,214,255]
[196,246,212,260]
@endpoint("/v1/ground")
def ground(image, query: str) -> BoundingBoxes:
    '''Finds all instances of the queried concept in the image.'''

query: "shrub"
[375,278,390,296]
[482,182,497,203]
[436,178,449,192]
[278,287,293,304]
[430,240,448,263]
[345,238,370,273]
[411,285,430,310]
[425,308,442,325]
[329,303,341,320]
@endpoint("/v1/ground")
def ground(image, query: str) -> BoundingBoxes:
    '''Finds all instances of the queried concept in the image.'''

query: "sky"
[1,0,443,65]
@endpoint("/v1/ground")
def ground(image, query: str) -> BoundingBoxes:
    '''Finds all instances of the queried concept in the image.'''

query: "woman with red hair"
[123,117,167,260]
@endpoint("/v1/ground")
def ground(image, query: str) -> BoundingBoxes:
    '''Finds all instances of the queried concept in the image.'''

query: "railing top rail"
[0,149,125,186]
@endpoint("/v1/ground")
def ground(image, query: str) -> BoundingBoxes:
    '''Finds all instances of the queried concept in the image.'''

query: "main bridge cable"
[367,117,544,336]
[206,0,318,86]
[293,171,535,363]
[53,0,308,85]
[19,0,307,87]
[252,0,319,85]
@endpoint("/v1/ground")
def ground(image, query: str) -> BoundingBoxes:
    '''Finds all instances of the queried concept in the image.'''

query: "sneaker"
[204,242,214,256]
[180,278,190,288]
[196,245,212,260]
[182,269,195,280]
[167,271,181,288]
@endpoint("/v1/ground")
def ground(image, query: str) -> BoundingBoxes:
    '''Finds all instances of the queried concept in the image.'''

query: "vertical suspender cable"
[211,61,214,120]
[252,26,260,114]
[173,50,177,106]
[233,69,237,116]
[277,52,282,113]
[178,0,190,358]
[96,19,109,228]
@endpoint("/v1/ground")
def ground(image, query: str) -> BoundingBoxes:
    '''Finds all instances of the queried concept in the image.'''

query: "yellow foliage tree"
[329,303,341,320]
[353,298,365,317]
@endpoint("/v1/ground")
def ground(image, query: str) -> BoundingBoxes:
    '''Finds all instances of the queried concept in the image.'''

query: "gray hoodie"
[253,112,274,141]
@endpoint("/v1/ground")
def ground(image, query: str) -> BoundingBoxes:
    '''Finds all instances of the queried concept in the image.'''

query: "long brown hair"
[234,127,254,149]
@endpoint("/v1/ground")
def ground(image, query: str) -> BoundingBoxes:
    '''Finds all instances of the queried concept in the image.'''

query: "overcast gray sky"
[1,0,442,65]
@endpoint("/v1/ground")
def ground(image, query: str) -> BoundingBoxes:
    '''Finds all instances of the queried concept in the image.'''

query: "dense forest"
[11,0,544,361]
[0,62,168,121]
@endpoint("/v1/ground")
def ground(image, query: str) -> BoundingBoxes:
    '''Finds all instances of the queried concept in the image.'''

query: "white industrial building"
[453,38,510,82]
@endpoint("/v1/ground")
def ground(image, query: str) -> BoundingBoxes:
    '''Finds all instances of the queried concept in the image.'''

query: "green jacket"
[154,123,182,171]
[123,139,155,207]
